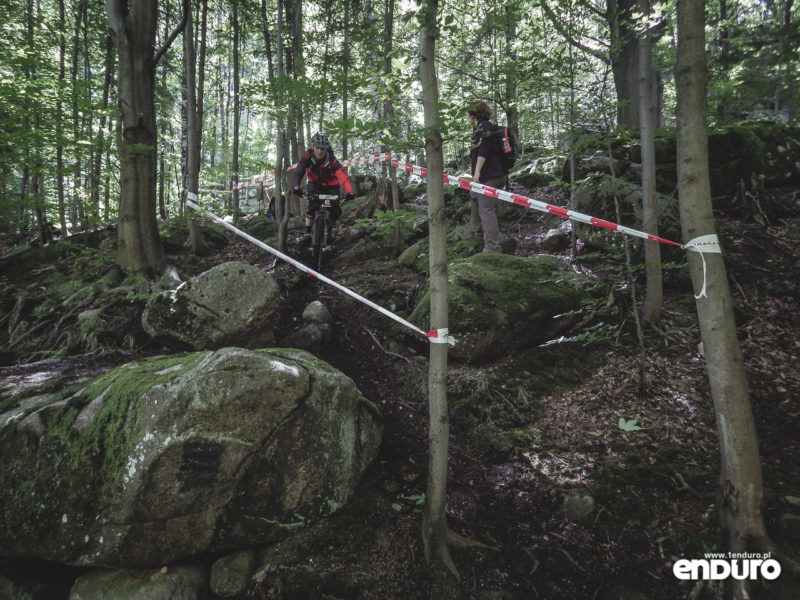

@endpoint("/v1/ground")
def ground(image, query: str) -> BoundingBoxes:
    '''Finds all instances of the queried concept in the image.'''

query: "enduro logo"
[673,553,781,581]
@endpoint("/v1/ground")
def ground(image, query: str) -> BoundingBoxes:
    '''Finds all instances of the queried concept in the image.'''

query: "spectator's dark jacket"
[470,120,506,183]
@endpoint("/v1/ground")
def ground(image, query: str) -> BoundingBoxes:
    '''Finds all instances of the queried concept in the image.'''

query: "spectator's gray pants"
[469,174,506,253]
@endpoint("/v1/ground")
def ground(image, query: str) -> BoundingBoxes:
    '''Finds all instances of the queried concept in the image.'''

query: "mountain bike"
[307,192,340,272]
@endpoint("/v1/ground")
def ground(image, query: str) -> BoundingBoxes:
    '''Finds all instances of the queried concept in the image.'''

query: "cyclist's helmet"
[311,132,331,150]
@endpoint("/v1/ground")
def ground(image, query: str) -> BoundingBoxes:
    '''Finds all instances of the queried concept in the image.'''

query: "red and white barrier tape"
[185,194,455,346]
[237,149,721,297]
[337,150,722,298]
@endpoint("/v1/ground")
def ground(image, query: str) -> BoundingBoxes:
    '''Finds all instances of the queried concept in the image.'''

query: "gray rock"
[279,323,330,354]
[540,228,571,252]
[0,347,382,569]
[302,300,333,325]
[70,565,207,600]
[562,492,595,522]
[142,261,280,350]
[210,550,256,597]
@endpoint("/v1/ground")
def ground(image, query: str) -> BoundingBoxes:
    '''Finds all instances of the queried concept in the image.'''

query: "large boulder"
[70,565,207,600]
[142,261,280,350]
[408,253,592,363]
[0,347,382,569]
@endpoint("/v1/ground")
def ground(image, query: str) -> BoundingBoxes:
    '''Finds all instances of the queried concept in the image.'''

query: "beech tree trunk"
[419,0,457,578]
[676,2,772,597]
[107,0,167,277]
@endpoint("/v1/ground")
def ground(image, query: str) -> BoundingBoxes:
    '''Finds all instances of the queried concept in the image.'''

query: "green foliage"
[1,0,795,244]
[617,417,643,432]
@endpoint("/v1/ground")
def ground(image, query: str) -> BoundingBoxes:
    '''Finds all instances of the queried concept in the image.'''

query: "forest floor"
[1,184,800,599]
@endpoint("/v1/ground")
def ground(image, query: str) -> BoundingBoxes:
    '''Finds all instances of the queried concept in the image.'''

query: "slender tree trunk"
[382,0,402,254]
[82,6,98,226]
[196,0,208,162]
[342,0,350,160]
[273,0,289,251]
[419,0,457,578]
[232,0,240,222]
[676,3,773,597]
[27,0,50,245]
[503,2,519,143]
[93,34,115,227]
[184,0,209,255]
[71,0,86,230]
[607,0,640,130]
[639,0,662,325]
[56,0,68,235]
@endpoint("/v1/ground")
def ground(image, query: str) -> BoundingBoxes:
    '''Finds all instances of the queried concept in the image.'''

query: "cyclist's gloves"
[292,186,303,196]
[345,193,355,201]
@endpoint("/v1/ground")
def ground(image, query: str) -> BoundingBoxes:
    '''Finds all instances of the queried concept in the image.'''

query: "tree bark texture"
[419,0,457,578]
[107,0,167,277]
[676,0,770,584]
[638,0,662,325]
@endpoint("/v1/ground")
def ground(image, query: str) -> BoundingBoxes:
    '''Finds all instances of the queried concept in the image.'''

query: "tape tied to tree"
[683,234,722,299]
[426,328,456,346]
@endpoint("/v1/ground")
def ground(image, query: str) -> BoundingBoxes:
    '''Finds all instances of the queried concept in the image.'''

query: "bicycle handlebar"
[304,192,341,207]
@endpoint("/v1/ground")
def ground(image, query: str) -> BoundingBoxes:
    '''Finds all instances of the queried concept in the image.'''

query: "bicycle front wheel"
[311,212,325,270]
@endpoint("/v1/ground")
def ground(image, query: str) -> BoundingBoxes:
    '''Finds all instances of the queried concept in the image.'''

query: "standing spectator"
[468,101,507,254]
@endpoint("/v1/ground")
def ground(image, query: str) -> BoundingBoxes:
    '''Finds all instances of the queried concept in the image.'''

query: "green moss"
[470,424,537,457]
[0,352,211,546]
[410,253,584,333]
[68,352,210,486]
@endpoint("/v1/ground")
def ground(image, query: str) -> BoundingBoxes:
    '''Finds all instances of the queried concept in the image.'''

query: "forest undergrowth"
[1,186,799,599]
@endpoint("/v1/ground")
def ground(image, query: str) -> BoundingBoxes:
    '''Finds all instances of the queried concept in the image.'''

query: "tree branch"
[153,0,189,67]
[539,0,609,64]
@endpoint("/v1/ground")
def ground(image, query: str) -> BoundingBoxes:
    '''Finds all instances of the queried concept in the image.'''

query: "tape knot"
[426,328,456,346]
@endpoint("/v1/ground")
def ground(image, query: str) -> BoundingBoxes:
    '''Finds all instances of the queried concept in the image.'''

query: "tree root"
[362,326,414,365]
[447,527,497,551]
[8,318,55,350]
[752,535,800,577]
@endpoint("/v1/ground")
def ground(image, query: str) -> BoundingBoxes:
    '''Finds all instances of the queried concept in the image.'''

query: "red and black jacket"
[292,149,354,194]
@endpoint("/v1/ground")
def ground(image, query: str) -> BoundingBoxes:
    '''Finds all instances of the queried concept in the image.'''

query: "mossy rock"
[158,217,189,253]
[349,174,378,196]
[572,174,682,259]
[243,215,279,242]
[0,347,382,568]
[335,210,427,265]
[408,253,592,363]
[197,222,227,249]
[402,182,427,200]
[397,225,517,273]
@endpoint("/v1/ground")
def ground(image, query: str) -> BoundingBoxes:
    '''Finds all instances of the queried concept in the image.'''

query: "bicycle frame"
[307,192,340,271]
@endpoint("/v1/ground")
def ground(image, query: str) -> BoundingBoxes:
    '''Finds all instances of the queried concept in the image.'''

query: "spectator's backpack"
[493,124,518,172]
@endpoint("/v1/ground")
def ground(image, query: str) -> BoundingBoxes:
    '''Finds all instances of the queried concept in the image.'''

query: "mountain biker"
[292,132,355,244]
